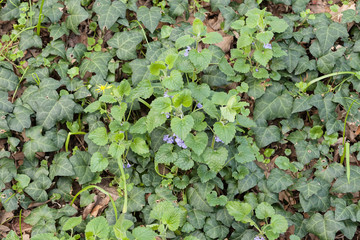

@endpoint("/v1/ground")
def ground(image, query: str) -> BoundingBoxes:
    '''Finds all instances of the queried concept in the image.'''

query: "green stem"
[36,0,46,35]
[138,98,151,109]
[12,66,29,102]
[65,132,86,152]
[303,71,358,92]
[345,142,350,183]
[19,209,23,240]
[118,157,128,213]
[132,20,151,49]
[340,100,355,164]
[70,185,118,220]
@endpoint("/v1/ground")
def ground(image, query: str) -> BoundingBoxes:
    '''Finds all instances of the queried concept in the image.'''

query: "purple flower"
[163,134,174,144]
[255,68,259,72]
[123,163,131,168]
[184,46,191,57]
[254,236,265,240]
[196,103,203,108]
[252,42,255,45]
[175,136,187,149]
[164,112,170,119]
[215,136,224,143]
[263,43,272,49]
[164,91,173,99]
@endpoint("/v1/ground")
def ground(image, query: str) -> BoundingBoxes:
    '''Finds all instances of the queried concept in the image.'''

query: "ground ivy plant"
[2,0,360,239]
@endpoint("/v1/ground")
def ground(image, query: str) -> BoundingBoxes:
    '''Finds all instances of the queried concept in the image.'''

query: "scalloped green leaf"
[306,211,344,240]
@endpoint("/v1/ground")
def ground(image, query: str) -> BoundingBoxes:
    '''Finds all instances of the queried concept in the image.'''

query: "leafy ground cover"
[1,0,360,239]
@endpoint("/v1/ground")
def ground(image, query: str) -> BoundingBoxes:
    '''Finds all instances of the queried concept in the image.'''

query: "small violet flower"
[175,136,187,149]
[123,163,131,169]
[215,136,224,143]
[255,68,259,72]
[165,112,170,119]
[184,46,191,57]
[196,103,203,109]
[163,134,175,144]
[263,43,272,49]
[164,91,173,99]
[254,236,265,240]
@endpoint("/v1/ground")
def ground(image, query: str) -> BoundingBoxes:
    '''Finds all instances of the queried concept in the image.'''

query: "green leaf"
[4,231,19,240]
[306,211,344,240]
[193,18,205,36]
[206,191,227,206]
[186,182,214,212]
[184,132,208,156]
[226,201,253,222]
[267,168,294,193]
[49,152,75,179]
[189,49,212,71]
[234,58,251,73]
[295,178,322,199]
[90,152,108,172]
[132,227,157,240]
[174,149,194,170]
[137,6,162,33]
[332,198,357,222]
[202,147,228,172]
[295,141,320,165]
[168,0,188,16]
[19,30,42,50]
[219,57,235,77]
[1,189,18,212]
[171,116,194,140]
[93,0,126,29]
[111,103,127,122]
[24,174,52,202]
[332,166,360,193]
[130,137,149,155]
[23,126,58,160]
[255,202,275,219]
[0,0,20,20]
[163,70,184,90]
[62,217,82,231]
[214,122,236,145]
[252,125,281,148]
[80,51,111,79]
[70,151,97,184]
[35,93,80,130]
[173,89,193,108]
[187,209,207,229]
[155,144,177,165]
[8,105,33,132]
[0,67,18,91]
[253,49,273,67]
[315,22,348,53]
[256,31,273,44]
[149,61,166,76]
[269,19,289,33]
[88,127,108,146]
[85,216,110,239]
[280,41,306,73]
[108,30,143,60]
[202,32,223,44]
[43,2,63,23]
[203,217,229,239]
[175,35,195,49]
[131,79,153,101]
[253,84,293,121]
[65,0,89,34]
[270,214,288,233]
[237,34,252,48]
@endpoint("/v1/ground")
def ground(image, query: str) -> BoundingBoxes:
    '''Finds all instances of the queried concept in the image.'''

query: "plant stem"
[65,132,86,152]
[118,157,128,213]
[138,98,151,109]
[303,71,358,92]
[70,185,118,220]
[19,209,23,240]
[37,0,46,35]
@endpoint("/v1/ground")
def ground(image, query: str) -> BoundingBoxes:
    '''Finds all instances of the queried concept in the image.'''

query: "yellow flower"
[95,83,112,93]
